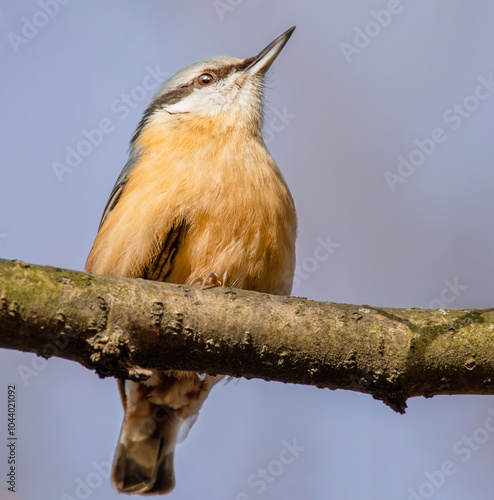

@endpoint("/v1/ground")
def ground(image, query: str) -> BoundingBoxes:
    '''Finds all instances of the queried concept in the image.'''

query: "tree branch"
[1,258,493,413]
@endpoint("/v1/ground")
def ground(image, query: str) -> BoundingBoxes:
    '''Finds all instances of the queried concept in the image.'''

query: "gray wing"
[98,146,142,230]
[97,145,186,282]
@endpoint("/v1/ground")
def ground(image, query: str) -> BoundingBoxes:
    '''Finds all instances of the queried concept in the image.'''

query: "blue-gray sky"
[2,1,494,499]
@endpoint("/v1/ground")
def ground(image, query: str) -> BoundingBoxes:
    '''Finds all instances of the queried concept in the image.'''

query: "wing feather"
[98,146,141,230]
[144,222,185,282]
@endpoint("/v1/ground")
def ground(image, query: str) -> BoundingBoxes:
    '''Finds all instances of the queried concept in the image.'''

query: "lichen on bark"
[1,258,494,414]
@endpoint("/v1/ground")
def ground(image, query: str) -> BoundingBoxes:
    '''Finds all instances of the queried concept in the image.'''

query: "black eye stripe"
[131,59,257,140]
[190,60,254,86]
[215,59,254,79]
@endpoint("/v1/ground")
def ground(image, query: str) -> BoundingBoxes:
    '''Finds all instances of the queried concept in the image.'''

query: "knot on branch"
[87,328,151,382]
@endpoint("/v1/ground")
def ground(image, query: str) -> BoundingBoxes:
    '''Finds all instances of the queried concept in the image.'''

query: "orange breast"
[86,112,297,295]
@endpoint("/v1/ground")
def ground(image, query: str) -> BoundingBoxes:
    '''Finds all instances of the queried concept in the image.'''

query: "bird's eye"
[197,73,214,86]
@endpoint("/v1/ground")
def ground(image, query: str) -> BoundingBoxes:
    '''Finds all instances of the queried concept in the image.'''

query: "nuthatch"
[85,26,297,495]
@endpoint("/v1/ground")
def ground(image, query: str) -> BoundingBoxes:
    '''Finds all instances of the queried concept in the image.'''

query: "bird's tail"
[112,381,181,495]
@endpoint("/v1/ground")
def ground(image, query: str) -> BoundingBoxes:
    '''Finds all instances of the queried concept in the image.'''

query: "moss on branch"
[1,258,494,414]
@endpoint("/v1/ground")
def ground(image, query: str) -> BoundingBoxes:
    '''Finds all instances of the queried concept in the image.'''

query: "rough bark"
[1,258,493,413]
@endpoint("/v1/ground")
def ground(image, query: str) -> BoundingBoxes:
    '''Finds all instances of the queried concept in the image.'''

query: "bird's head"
[132,26,295,142]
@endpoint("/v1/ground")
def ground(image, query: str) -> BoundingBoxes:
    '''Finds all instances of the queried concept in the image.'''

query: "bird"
[85,26,297,495]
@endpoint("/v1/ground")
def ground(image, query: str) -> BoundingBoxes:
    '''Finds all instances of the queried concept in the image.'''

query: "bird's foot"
[191,271,230,288]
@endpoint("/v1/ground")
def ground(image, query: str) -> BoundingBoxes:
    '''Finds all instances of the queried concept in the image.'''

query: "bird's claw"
[191,271,230,288]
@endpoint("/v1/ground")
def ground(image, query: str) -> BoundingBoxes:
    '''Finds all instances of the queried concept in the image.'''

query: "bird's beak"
[244,26,296,76]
